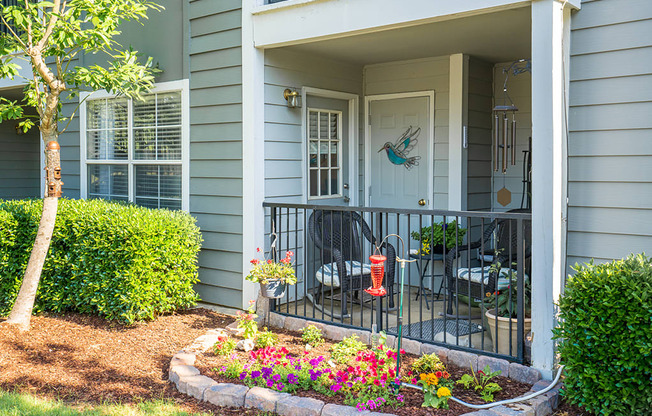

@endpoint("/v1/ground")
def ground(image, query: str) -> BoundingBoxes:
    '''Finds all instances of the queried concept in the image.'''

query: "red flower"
[286,250,294,257]
[373,379,380,386]
[399,349,406,355]
[436,371,442,378]
[267,259,273,264]
[256,247,262,252]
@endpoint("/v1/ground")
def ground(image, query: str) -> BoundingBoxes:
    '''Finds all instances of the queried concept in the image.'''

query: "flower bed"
[195,325,533,416]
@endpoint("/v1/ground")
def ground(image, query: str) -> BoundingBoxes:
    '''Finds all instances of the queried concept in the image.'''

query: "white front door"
[368,95,432,210]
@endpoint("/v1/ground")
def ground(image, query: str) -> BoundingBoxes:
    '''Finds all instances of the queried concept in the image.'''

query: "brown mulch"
[0,309,271,415]
[196,327,534,416]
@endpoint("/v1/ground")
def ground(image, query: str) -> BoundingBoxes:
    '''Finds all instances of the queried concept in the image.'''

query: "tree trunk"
[5,197,59,331]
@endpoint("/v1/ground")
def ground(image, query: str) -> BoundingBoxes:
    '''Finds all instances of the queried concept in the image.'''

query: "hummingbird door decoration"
[378,126,421,170]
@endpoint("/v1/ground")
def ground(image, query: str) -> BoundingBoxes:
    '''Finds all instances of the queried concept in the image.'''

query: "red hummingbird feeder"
[365,252,387,296]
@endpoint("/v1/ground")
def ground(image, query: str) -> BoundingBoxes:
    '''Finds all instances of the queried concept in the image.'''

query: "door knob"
[418,199,426,206]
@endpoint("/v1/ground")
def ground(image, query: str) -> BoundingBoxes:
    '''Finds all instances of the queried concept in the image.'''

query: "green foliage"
[213,337,237,357]
[553,254,652,416]
[455,365,502,402]
[0,198,201,323]
[300,325,324,347]
[255,328,279,350]
[411,353,446,375]
[482,277,531,319]
[246,250,297,285]
[236,300,258,340]
[0,0,161,130]
[330,334,367,364]
[410,220,466,253]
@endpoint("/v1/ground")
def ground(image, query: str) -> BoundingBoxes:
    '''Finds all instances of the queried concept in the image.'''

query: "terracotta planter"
[484,308,531,356]
[259,280,286,299]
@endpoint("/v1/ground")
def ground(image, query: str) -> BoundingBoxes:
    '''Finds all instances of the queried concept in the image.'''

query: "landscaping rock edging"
[168,313,563,416]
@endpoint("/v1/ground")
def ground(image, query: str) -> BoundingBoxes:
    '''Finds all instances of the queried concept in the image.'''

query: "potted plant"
[246,248,297,298]
[481,275,531,356]
[410,220,467,255]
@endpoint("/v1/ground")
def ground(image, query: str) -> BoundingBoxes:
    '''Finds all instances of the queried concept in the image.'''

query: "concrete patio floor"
[274,285,515,357]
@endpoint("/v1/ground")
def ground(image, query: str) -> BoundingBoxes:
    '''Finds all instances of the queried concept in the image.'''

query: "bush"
[553,254,652,416]
[0,198,202,323]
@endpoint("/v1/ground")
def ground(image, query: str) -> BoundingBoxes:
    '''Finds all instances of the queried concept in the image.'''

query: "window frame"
[306,107,343,200]
[79,79,190,211]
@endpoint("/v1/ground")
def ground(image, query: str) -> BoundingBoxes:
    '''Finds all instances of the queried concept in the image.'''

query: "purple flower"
[330,383,342,392]
[308,369,322,381]
[272,374,281,382]
[287,373,298,384]
[309,358,320,368]
[276,383,284,390]
[261,367,273,378]
[294,365,302,371]
[239,371,247,381]
[251,370,261,378]
[367,399,377,410]
[266,379,274,388]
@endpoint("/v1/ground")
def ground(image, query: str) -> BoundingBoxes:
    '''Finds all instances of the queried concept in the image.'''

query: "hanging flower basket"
[259,280,287,299]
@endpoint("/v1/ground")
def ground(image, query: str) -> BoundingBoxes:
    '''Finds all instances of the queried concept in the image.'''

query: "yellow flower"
[427,374,439,386]
[437,387,451,397]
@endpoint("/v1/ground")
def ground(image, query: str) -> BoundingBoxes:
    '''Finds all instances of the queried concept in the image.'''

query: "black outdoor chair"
[445,209,531,315]
[308,210,396,320]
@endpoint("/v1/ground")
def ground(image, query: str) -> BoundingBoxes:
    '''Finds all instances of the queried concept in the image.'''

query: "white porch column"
[242,1,266,309]
[448,54,469,211]
[530,0,571,379]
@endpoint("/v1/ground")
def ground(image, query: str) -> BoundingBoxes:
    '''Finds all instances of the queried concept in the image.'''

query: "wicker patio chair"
[445,209,531,315]
[308,210,396,320]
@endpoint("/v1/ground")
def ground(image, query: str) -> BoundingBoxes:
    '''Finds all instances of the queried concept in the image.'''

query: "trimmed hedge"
[0,198,202,323]
[553,254,652,416]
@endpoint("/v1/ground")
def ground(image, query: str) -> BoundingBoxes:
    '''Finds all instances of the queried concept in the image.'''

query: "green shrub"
[330,334,367,364]
[411,352,446,375]
[553,254,652,416]
[255,328,279,349]
[0,198,202,323]
[300,324,324,347]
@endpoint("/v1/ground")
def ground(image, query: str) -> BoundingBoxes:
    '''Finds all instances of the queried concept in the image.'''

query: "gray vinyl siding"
[491,61,531,212]
[466,58,493,212]
[58,99,81,198]
[0,119,40,199]
[566,0,652,266]
[364,56,450,208]
[189,0,243,308]
[264,48,363,203]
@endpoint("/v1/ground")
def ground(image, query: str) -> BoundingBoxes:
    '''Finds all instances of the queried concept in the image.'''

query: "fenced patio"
[263,202,532,364]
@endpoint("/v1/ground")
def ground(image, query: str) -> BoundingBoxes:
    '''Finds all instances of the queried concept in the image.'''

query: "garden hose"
[400,365,564,409]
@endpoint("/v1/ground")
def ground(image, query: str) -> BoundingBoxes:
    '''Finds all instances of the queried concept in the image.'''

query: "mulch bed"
[196,327,533,416]
[0,308,592,416]
[0,309,269,415]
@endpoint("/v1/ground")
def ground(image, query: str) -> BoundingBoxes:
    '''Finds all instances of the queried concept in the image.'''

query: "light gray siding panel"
[189,0,243,307]
[570,19,652,56]
[572,0,652,30]
[568,130,652,156]
[569,102,652,131]
[0,120,40,199]
[567,2,652,265]
[570,47,652,81]
[467,58,493,211]
[58,101,81,199]
[569,156,652,182]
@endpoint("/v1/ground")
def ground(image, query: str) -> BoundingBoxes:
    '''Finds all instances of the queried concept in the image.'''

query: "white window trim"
[307,107,343,200]
[79,79,190,211]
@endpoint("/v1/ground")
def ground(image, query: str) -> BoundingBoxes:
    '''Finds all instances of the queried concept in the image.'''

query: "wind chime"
[364,235,415,393]
[493,59,531,206]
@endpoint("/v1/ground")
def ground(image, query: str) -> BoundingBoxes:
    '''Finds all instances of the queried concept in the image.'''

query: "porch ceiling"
[280,6,531,65]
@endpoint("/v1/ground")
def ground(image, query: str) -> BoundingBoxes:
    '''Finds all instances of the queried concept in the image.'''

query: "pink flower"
[286,250,294,257]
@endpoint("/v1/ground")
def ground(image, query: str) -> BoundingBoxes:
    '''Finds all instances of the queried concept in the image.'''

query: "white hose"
[401,365,564,409]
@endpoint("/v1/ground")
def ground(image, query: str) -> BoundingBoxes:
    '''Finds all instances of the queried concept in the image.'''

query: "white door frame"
[364,91,435,208]
[301,87,359,205]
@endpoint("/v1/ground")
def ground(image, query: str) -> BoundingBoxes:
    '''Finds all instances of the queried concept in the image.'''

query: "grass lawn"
[0,391,210,416]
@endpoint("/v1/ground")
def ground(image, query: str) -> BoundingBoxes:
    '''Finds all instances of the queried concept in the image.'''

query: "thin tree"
[0,0,161,331]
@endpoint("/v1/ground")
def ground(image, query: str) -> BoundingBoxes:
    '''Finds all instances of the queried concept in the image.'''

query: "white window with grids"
[80,80,189,211]
[308,109,342,198]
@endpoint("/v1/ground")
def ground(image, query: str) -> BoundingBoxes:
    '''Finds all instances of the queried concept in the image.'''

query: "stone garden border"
[168,312,563,416]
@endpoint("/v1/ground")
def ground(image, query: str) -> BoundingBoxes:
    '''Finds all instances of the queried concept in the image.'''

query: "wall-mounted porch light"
[283,88,301,108]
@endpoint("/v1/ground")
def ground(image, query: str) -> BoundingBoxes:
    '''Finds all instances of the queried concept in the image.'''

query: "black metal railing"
[263,202,531,363]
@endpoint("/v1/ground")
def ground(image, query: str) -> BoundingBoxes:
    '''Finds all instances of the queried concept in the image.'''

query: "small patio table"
[409,251,445,310]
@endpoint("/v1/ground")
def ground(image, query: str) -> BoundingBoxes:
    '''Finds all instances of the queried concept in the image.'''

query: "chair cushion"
[456,266,529,290]
[315,261,372,288]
